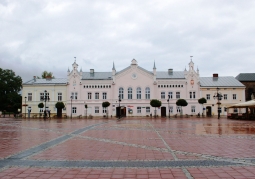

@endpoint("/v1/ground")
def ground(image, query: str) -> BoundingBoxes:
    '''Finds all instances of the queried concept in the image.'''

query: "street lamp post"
[41,90,50,120]
[70,96,73,119]
[118,95,121,120]
[25,97,27,119]
[167,95,170,118]
[213,87,223,119]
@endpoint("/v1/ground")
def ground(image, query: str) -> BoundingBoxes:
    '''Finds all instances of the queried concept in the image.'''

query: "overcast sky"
[1,0,255,83]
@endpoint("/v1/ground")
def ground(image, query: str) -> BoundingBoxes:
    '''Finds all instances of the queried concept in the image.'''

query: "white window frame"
[137,87,141,99]
[206,94,210,100]
[168,92,173,99]
[146,107,150,113]
[161,92,165,99]
[88,92,92,99]
[128,87,132,99]
[191,106,196,113]
[71,92,78,100]
[28,93,32,101]
[176,92,180,99]
[103,92,107,99]
[137,107,141,113]
[95,107,99,113]
[119,87,124,99]
[58,92,62,101]
[72,107,77,114]
[145,87,150,99]
[233,94,237,100]
[224,94,227,100]
[95,92,99,99]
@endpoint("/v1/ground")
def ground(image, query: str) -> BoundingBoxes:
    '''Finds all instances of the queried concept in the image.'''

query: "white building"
[22,58,245,118]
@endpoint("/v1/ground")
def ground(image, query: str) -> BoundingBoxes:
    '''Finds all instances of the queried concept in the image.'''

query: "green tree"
[38,103,44,117]
[150,99,162,118]
[41,71,54,79]
[102,101,110,118]
[198,97,207,116]
[0,68,22,112]
[55,102,65,118]
[176,99,188,117]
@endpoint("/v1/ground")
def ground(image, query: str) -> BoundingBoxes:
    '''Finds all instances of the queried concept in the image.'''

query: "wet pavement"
[0,117,255,179]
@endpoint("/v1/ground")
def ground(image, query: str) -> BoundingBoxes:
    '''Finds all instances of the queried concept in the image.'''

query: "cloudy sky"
[1,0,255,82]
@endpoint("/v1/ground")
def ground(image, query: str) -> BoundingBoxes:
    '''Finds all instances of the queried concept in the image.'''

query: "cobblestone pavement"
[0,117,255,179]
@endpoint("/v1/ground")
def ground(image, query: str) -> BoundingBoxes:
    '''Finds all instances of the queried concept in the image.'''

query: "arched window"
[145,87,150,99]
[137,87,141,99]
[119,87,124,99]
[128,87,132,99]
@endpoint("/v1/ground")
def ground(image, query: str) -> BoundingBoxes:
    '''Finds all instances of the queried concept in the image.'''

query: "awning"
[228,100,255,108]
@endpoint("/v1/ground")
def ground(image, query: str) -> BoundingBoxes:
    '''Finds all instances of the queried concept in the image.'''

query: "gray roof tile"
[23,78,67,85]
[82,72,112,80]
[236,73,255,81]
[156,71,185,79]
[200,76,245,87]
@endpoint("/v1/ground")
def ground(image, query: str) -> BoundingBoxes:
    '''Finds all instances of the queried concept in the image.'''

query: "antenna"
[190,56,193,61]
[74,57,76,62]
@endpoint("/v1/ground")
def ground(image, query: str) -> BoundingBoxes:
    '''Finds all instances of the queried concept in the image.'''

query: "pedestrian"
[44,110,47,120]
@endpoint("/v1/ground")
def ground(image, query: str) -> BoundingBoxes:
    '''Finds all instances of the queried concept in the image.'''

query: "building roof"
[200,76,245,87]
[82,72,112,80]
[156,71,185,79]
[23,78,67,85]
[235,73,255,82]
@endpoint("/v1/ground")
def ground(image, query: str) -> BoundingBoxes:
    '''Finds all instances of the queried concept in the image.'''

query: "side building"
[200,74,245,116]
[22,77,67,118]
[236,73,255,101]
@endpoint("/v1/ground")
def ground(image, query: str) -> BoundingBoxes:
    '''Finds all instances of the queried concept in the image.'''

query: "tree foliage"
[176,99,188,107]
[102,101,110,108]
[41,71,54,79]
[55,102,65,109]
[38,103,44,108]
[198,97,207,104]
[150,99,162,108]
[0,68,22,112]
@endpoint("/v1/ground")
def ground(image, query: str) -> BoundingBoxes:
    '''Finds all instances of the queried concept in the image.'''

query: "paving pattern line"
[182,167,194,179]
[147,122,178,161]
[0,121,107,169]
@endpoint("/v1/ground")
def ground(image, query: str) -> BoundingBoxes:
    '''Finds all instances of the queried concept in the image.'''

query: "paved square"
[0,117,255,178]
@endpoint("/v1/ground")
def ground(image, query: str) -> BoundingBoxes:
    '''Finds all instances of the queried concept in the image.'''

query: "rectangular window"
[72,107,76,114]
[176,92,180,99]
[95,107,99,113]
[40,92,49,101]
[206,94,210,100]
[88,92,92,99]
[168,92,173,99]
[193,92,196,99]
[28,93,32,101]
[58,93,62,101]
[103,92,107,99]
[191,106,195,113]
[224,94,227,100]
[146,107,150,113]
[234,108,238,113]
[190,92,192,99]
[95,92,99,99]
[190,92,196,99]
[233,94,237,100]
[71,92,78,100]
[137,107,141,113]
[161,92,165,99]
[169,106,173,113]
[103,108,107,113]
[177,106,181,113]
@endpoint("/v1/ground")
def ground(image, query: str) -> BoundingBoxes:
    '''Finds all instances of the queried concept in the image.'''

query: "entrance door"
[161,107,166,117]
[206,106,212,116]
[116,106,126,118]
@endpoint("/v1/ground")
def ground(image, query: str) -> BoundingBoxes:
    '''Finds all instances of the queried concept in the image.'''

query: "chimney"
[168,69,173,75]
[90,69,94,74]
[213,73,218,77]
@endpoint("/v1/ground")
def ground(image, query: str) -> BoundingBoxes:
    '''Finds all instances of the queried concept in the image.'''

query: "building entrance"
[161,107,166,117]
[206,106,212,116]
[116,106,126,118]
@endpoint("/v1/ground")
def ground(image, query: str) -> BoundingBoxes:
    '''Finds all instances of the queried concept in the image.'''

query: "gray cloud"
[1,0,254,82]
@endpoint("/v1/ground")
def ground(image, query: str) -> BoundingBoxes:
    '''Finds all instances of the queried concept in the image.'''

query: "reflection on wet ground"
[0,116,255,178]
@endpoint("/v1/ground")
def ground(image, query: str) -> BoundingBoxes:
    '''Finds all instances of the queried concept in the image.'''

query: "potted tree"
[198,97,207,117]
[55,102,65,118]
[176,99,188,117]
[150,99,162,118]
[38,103,44,118]
[102,101,110,118]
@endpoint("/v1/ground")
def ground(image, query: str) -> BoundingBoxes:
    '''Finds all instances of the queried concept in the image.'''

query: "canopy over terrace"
[227,100,255,119]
